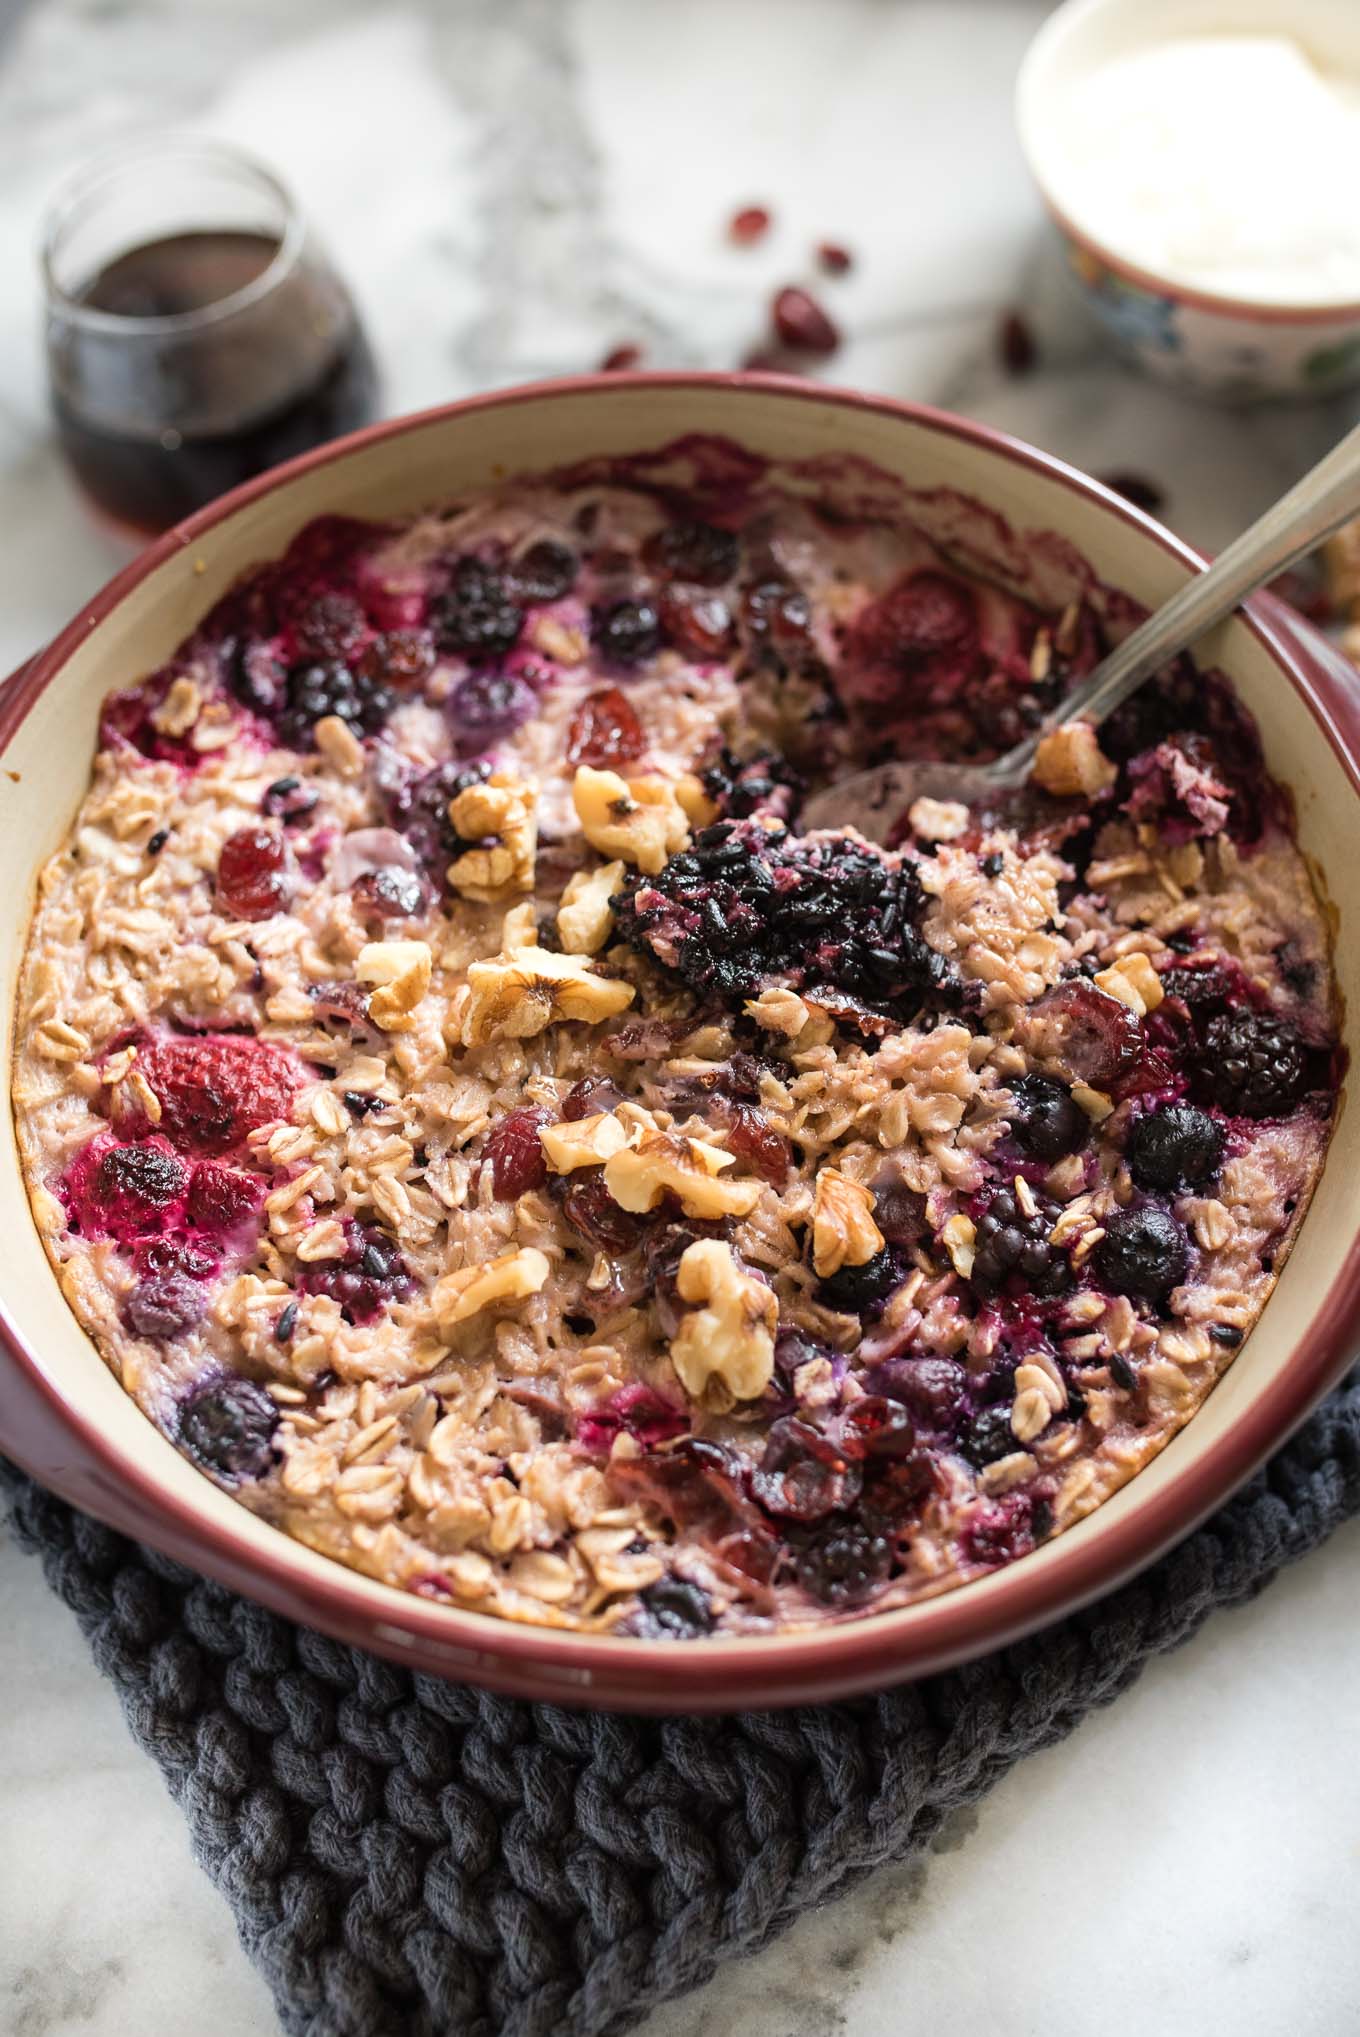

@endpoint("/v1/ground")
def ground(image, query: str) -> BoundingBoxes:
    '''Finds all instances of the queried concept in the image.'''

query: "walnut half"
[448,772,538,902]
[458,935,635,1047]
[604,1126,762,1220]
[434,1246,550,1336]
[669,1239,777,1403]
[811,1169,884,1277]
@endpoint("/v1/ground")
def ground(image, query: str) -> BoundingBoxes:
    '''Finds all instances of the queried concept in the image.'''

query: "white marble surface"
[1,2,1358,2032]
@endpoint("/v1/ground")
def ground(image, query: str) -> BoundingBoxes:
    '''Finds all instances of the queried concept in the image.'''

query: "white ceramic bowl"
[1017,0,1360,401]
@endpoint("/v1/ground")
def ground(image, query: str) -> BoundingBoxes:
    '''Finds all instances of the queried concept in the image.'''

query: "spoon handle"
[993,416,1360,786]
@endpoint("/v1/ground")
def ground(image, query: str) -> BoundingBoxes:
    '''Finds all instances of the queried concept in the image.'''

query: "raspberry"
[509,540,579,603]
[99,675,206,767]
[794,1521,891,1605]
[970,1187,1070,1299]
[186,1162,261,1236]
[433,557,524,661]
[961,1493,1037,1566]
[178,1373,279,1479]
[566,687,646,769]
[1201,1011,1309,1118]
[593,598,661,665]
[449,670,537,750]
[642,519,740,586]
[123,1273,205,1341]
[752,1418,861,1522]
[1007,1075,1088,1162]
[483,1107,551,1198]
[297,1221,412,1323]
[637,1576,715,1637]
[133,1034,300,1157]
[217,826,293,921]
[1127,1105,1224,1191]
[1092,1205,1188,1302]
[62,1134,187,1240]
[351,866,432,924]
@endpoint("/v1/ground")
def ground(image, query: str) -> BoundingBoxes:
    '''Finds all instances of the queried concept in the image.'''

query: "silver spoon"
[801,418,1360,843]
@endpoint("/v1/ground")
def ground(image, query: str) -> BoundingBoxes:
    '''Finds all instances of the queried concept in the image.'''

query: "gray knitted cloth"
[5,1375,1360,2037]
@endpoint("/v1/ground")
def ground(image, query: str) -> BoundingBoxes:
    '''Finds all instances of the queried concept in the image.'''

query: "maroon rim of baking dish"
[2,372,1357,1712]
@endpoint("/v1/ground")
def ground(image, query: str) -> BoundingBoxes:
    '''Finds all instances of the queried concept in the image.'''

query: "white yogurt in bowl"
[1017,0,1360,399]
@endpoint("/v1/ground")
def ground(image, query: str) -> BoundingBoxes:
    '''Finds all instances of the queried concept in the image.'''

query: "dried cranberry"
[178,1373,279,1479]
[561,1075,624,1120]
[841,1397,917,1460]
[290,590,367,662]
[794,1521,891,1605]
[600,343,642,372]
[124,1273,205,1341]
[133,1034,300,1157]
[509,540,579,603]
[483,1107,551,1198]
[998,309,1036,375]
[1025,979,1144,1089]
[710,1099,789,1185]
[642,520,740,587]
[359,628,435,690]
[817,241,853,275]
[752,1417,861,1521]
[449,669,537,749]
[1099,471,1166,516]
[729,205,771,245]
[217,826,293,921]
[308,980,374,1034]
[186,1162,260,1236]
[659,588,734,659]
[559,1171,648,1252]
[772,285,840,354]
[433,557,524,662]
[566,687,646,768]
[593,598,661,666]
[351,866,431,924]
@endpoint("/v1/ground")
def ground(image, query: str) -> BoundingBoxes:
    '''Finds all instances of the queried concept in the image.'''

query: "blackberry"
[637,1576,715,1638]
[178,1373,279,1480]
[970,1188,1070,1299]
[1092,1205,1188,1302]
[509,539,578,603]
[794,1520,893,1606]
[701,745,803,823]
[94,1140,186,1215]
[593,598,662,665]
[613,817,950,1023]
[1008,1075,1088,1162]
[817,1247,900,1315]
[642,519,739,586]
[1127,1105,1224,1191]
[276,660,394,748]
[297,1222,412,1323]
[960,1403,1018,1468]
[433,557,524,661]
[1201,1010,1309,1118]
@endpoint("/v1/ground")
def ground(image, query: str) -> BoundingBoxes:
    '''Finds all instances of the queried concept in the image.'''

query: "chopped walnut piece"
[314,715,365,776]
[571,765,690,875]
[1032,721,1118,798]
[675,773,720,827]
[151,676,200,737]
[1093,952,1163,1016]
[604,1126,762,1219]
[448,773,538,902]
[356,940,433,1032]
[669,1238,777,1402]
[459,936,634,1047]
[434,1247,551,1334]
[540,1110,629,1173]
[556,859,624,955]
[942,1212,976,1278]
[908,796,969,841]
[811,1169,884,1276]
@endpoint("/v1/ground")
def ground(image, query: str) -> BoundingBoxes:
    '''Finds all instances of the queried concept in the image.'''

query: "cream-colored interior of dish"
[2,382,1356,1679]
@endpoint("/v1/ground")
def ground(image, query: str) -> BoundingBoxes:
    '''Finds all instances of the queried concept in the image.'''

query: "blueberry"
[593,598,661,665]
[1008,1075,1088,1163]
[960,1404,1018,1467]
[817,1247,900,1314]
[509,539,579,603]
[1127,1105,1224,1191]
[123,1273,204,1340]
[638,1576,715,1638]
[1092,1205,1189,1302]
[448,669,537,748]
[178,1373,279,1480]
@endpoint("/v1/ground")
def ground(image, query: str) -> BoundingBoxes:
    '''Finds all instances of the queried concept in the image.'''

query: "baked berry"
[728,205,771,245]
[961,1494,1037,1566]
[290,590,367,662]
[484,1106,551,1198]
[358,628,435,691]
[700,745,802,822]
[1092,1205,1189,1301]
[794,1520,892,1605]
[433,557,524,661]
[709,1098,790,1185]
[959,1404,1019,1468]
[381,758,489,874]
[1026,979,1144,1089]
[576,1381,689,1456]
[509,539,579,603]
[298,1221,412,1323]
[971,1188,1070,1299]
[818,1247,900,1313]
[217,826,293,921]
[186,1162,260,1236]
[93,1139,186,1224]
[844,569,980,705]
[557,1170,648,1253]
[1201,1010,1309,1118]
[1127,1105,1224,1191]
[124,1272,205,1340]
[1008,1075,1088,1162]
[740,578,813,669]
[276,659,393,747]
[752,1417,860,1521]
[840,1397,917,1460]
[566,687,646,769]
[137,1237,216,1281]
[560,1075,625,1120]
[658,588,734,659]
[817,241,853,275]
[351,866,432,924]
[225,638,287,719]
[593,598,661,665]
[637,1576,715,1637]
[880,1356,966,1434]
[642,519,740,586]
[261,775,319,824]
[178,1373,279,1479]
[132,1033,300,1157]
[449,669,537,749]
[772,285,840,355]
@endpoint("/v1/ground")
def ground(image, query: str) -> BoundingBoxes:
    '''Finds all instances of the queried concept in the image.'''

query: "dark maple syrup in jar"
[49,227,378,537]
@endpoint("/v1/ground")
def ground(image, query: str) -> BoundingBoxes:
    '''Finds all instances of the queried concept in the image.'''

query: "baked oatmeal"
[11,443,1340,1637]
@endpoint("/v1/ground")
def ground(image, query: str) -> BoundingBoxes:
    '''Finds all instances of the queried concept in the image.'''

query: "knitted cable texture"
[5,1369,1359,2037]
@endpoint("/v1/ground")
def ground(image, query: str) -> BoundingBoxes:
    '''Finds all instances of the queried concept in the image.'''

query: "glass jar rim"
[40,134,307,336]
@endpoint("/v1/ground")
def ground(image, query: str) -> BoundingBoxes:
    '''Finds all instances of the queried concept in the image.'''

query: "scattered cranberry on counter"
[771,285,840,355]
